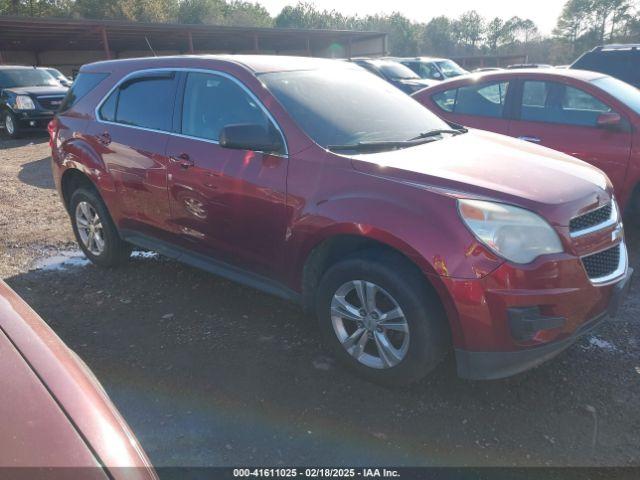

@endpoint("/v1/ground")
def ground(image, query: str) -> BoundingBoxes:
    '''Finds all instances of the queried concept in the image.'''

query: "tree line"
[1,0,639,63]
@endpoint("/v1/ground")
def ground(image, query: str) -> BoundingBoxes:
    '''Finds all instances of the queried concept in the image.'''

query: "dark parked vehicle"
[393,56,468,80]
[350,58,436,94]
[51,56,631,385]
[412,69,640,213]
[0,65,68,138]
[571,44,640,88]
[0,280,156,477]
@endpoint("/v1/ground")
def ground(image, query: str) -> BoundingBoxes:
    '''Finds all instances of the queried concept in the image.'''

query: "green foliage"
[0,0,638,64]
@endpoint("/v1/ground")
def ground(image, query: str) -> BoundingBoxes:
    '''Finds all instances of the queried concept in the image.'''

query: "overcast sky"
[258,0,566,35]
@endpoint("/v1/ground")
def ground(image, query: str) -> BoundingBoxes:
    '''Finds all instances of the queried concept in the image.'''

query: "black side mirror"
[219,124,284,154]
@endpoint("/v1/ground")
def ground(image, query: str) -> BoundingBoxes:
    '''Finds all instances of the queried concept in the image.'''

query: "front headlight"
[458,199,563,264]
[15,95,36,110]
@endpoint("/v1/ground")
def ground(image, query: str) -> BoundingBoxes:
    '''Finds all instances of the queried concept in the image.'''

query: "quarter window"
[180,72,271,142]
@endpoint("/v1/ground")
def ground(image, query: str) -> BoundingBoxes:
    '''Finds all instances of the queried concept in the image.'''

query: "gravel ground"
[1,135,640,467]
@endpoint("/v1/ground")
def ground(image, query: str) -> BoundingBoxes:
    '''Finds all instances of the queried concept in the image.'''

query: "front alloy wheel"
[331,280,410,369]
[75,201,106,256]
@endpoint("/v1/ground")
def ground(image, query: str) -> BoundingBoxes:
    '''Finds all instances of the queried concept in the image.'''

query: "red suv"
[51,56,632,385]
[412,69,640,213]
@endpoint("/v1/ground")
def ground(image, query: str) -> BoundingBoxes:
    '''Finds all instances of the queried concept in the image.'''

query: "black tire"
[2,110,20,139]
[315,250,450,386]
[69,187,131,267]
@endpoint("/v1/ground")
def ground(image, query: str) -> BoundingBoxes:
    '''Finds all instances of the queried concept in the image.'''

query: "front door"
[165,71,288,277]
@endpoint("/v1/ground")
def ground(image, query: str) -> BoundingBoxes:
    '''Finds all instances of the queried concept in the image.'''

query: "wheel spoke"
[354,280,377,312]
[379,307,403,323]
[331,296,363,322]
[94,231,105,251]
[76,216,89,228]
[342,327,366,350]
[349,330,369,358]
[80,202,92,220]
[381,321,409,333]
[374,331,402,367]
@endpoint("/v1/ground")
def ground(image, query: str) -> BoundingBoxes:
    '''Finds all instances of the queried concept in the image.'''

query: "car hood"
[350,129,611,226]
[3,85,68,96]
[396,78,434,87]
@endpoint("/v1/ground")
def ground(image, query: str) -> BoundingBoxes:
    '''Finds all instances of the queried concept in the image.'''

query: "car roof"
[393,56,448,62]
[427,68,608,88]
[0,65,39,70]
[82,54,361,75]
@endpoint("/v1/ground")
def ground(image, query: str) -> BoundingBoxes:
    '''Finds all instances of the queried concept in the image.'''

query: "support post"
[0,50,4,65]
[306,37,311,56]
[101,27,112,60]
[346,38,352,59]
[187,31,195,54]
[253,34,259,53]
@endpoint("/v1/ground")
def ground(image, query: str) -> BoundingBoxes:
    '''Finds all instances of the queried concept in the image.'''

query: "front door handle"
[518,136,541,143]
[170,153,194,169]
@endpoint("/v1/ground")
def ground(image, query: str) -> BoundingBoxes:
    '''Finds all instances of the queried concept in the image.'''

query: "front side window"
[181,72,271,142]
[520,80,612,127]
[432,82,508,118]
[435,60,467,78]
[260,66,450,149]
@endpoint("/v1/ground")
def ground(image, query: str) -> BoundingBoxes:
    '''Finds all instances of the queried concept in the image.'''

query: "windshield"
[592,76,640,115]
[260,67,449,150]
[0,68,59,88]
[436,60,467,78]
[377,62,420,80]
[45,68,64,79]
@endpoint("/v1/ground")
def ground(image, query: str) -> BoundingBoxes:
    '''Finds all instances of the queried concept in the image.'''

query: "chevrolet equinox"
[51,56,632,385]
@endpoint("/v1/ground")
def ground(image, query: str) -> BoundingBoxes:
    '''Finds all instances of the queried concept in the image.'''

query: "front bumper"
[14,110,55,129]
[454,266,633,380]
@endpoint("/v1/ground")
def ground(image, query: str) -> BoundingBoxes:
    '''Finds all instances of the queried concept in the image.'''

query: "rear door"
[508,79,632,193]
[88,71,178,240]
[165,70,288,276]
[429,80,513,133]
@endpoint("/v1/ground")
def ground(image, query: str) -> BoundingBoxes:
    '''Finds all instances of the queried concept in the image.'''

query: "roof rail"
[595,44,640,51]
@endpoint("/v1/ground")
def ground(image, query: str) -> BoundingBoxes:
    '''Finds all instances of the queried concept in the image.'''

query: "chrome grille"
[582,244,621,280]
[570,203,612,234]
[36,96,64,111]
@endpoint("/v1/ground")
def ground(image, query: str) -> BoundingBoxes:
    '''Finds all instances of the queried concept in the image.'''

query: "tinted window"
[60,72,109,112]
[99,91,117,122]
[593,76,640,115]
[520,81,611,127]
[404,61,441,80]
[433,82,508,117]
[573,51,637,85]
[109,74,176,131]
[181,72,271,142]
[261,67,449,149]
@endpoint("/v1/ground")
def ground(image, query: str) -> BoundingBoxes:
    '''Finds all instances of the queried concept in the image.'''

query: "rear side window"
[98,72,177,132]
[520,80,612,127]
[573,51,637,85]
[181,72,271,142]
[432,82,508,118]
[59,72,109,112]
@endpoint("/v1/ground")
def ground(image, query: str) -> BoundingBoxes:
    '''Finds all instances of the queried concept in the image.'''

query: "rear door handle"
[170,153,194,169]
[95,132,111,145]
[518,136,541,143]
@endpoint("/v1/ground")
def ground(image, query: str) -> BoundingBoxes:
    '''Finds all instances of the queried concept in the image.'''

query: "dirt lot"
[1,135,640,467]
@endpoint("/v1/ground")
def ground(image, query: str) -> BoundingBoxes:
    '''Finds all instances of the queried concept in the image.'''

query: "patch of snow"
[131,250,159,259]
[31,250,90,271]
[585,336,619,352]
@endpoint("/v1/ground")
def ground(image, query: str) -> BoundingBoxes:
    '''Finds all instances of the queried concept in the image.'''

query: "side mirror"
[596,112,622,129]
[219,124,284,154]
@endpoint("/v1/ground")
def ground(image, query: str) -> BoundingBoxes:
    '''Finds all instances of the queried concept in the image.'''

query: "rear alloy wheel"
[70,187,131,267]
[331,280,410,369]
[316,252,450,386]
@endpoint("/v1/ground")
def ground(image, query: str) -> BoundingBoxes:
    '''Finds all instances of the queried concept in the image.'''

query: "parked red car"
[412,69,640,213]
[0,280,156,477]
[51,56,631,385]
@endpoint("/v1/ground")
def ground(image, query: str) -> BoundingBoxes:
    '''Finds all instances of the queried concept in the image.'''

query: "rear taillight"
[47,118,57,148]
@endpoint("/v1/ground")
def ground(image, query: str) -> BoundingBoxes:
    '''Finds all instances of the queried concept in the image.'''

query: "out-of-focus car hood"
[0,280,156,478]
[2,85,68,96]
[350,129,611,226]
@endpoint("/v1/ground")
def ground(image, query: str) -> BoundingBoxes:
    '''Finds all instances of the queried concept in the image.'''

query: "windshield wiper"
[327,138,438,153]
[408,128,466,141]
